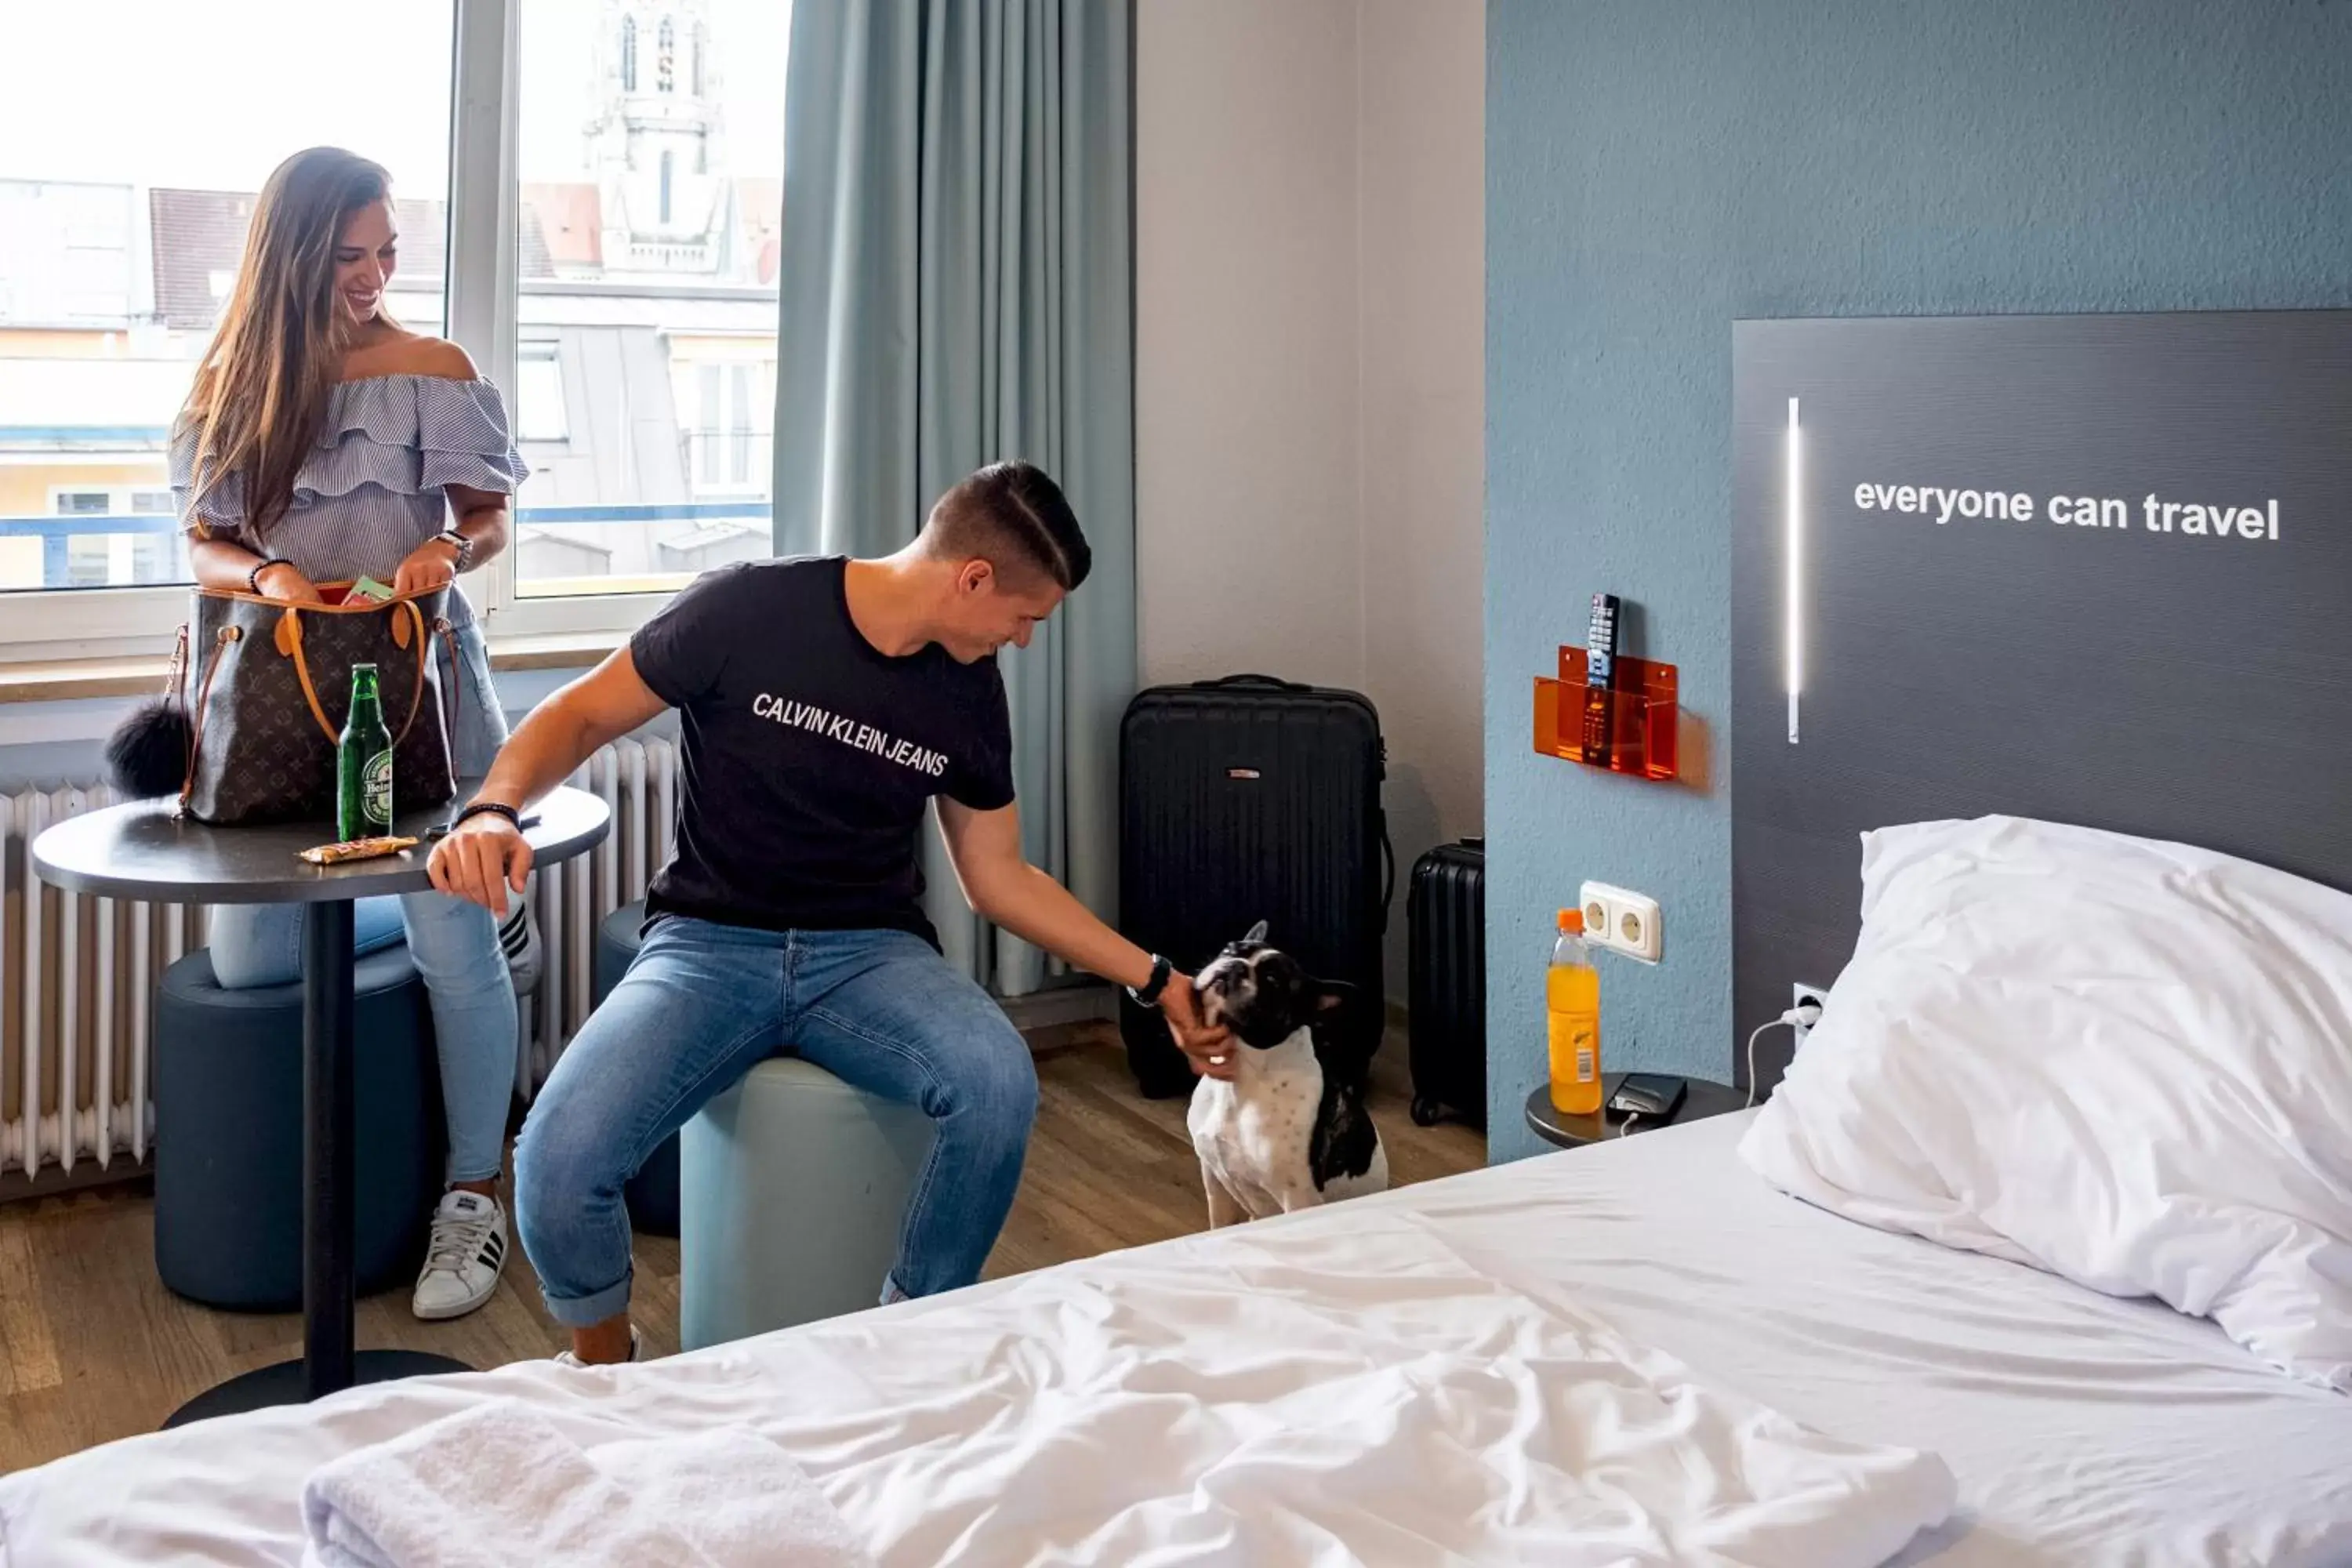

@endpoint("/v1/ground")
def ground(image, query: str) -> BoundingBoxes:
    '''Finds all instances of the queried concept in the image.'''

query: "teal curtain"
[772,0,1136,996]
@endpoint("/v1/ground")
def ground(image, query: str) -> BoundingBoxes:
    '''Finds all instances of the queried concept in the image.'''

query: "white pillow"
[1740,815,2352,1392]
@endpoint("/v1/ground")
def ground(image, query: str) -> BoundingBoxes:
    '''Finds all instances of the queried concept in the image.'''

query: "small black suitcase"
[1406,838,1486,1128]
[1119,674,1391,1098]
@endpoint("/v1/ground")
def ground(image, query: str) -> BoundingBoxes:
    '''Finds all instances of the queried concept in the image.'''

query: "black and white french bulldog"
[1186,922,1388,1225]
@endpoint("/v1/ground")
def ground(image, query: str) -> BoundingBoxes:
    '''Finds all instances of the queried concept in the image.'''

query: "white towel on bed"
[299,1399,873,1568]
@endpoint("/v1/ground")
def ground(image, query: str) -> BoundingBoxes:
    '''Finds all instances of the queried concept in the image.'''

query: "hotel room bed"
[4,1111,2346,1567]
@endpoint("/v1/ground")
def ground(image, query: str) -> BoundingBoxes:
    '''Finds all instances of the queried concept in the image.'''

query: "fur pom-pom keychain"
[103,698,195,799]
[104,624,194,800]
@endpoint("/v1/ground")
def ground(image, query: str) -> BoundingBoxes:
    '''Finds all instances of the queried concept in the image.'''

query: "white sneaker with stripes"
[412,1189,508,1321]
[499,900,543,997]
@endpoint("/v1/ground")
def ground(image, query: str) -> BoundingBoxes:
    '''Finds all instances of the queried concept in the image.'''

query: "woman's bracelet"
[246,557,293,594]
[453,800,522,830]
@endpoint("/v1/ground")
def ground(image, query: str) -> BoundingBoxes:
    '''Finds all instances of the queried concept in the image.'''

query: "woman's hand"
[253,561,325,605]
[390,535,463,599]
[1161,976,1238,1081]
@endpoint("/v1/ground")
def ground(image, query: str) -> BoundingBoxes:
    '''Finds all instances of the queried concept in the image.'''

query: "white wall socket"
[1578,881,1662,964]
[1791,982,1832,1051]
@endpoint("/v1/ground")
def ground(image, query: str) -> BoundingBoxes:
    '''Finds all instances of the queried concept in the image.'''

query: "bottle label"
[362,750,394,829]
[1576,1045,1595,1082]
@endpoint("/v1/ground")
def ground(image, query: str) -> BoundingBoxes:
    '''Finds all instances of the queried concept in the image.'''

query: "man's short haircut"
[924,461,1091,592]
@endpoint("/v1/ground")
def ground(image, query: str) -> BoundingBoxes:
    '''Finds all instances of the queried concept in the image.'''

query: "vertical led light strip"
[1784,395,1802,745]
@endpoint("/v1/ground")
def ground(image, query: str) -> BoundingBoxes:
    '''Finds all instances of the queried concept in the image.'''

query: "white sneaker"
[554,1326,643,1368]
[412,1189,508,1321]
[499,900,543,997]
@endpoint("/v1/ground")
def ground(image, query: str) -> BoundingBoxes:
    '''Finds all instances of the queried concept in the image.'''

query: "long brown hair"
[180,147,395,543]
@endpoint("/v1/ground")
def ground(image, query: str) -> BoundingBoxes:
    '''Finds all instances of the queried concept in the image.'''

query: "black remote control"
[1581,593,1620,764]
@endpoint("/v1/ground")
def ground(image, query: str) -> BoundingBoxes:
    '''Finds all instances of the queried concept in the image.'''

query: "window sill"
[0,630,626,706]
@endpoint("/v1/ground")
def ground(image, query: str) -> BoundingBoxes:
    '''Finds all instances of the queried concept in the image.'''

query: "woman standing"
[172,147,531,1322]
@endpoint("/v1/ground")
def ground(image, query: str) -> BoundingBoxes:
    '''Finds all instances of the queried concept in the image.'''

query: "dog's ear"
[1243,919,1269,946]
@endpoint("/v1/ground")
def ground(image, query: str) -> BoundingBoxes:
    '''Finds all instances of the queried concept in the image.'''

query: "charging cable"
[1745,998,1824,1107]
[1617,1109,1640,1140]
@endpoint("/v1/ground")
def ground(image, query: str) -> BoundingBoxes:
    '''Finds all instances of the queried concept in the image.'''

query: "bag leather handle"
[279,599,433,747]
[436,615,463,760]
[1197,673,1308,691]
[176,626,241,815]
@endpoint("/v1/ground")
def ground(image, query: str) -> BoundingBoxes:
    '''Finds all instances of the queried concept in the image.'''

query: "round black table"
[32,785,608,1427]
[1523,1073,1749,1149]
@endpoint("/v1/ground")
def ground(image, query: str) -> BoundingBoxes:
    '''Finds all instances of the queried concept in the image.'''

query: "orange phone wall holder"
[1533,647,1680,782]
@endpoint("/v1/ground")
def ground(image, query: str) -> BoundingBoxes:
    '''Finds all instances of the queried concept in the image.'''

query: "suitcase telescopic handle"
[1197,673,1309,691]
[1379,826,1396,934]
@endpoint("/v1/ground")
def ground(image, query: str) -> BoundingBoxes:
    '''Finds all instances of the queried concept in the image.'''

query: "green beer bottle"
[336,662,394,840]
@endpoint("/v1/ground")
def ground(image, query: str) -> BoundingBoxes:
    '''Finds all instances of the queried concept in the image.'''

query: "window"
[728,365,753,486]
[0,0,789,653]
[683,358,771,496]
[514,346,568,441]
[508,0,789,605]
[42,488,190,586]
[0,0,453,647]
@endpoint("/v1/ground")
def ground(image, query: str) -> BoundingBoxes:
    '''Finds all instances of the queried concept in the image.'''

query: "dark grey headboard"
[1731,311,2352,1091]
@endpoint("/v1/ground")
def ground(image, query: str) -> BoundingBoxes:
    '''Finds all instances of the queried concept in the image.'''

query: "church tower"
[586,0,731,278]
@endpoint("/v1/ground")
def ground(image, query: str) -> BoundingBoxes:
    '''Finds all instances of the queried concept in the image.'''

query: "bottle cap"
[1557,907,1583,935]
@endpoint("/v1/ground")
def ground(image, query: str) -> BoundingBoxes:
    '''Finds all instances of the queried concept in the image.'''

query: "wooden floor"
[0,1022,1484,1473]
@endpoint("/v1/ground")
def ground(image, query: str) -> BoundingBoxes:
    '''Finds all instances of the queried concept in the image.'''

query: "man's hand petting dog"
[1161,978,1236,1081]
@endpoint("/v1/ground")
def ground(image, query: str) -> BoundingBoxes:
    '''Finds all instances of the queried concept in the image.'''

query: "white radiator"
[520,735,678,1098]
[2,783,195,1182]
[1,735,677,1189]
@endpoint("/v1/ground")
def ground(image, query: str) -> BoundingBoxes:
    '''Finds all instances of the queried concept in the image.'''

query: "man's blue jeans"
[513,915,1039,1327]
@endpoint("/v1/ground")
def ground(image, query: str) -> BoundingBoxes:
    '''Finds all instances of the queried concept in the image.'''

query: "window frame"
[451,0,681,640]
[2,0,715,664]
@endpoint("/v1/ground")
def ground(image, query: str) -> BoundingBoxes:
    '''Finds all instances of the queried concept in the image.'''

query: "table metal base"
[158,900,475,1433]
[164,1349,473,1428]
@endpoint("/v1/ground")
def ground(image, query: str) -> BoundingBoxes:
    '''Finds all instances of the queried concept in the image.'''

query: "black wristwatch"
[1128,953,1173,1007]
[433,527,474,571]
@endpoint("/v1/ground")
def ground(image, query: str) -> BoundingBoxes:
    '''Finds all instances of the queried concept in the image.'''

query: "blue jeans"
[513,916,1038,1327]
[207,619,516,1187]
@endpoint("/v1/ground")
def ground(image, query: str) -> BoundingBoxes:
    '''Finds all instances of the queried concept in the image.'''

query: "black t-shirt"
[629,556,1015,946]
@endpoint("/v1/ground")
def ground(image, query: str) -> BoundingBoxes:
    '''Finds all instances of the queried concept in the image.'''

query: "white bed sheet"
[4,1112,2347,1566]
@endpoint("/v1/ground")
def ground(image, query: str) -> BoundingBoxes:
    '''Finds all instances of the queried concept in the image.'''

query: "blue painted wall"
[1483,1,2352,1161]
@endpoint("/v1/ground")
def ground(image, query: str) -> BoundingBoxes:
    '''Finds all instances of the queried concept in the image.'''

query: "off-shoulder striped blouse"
[169,374,530,629]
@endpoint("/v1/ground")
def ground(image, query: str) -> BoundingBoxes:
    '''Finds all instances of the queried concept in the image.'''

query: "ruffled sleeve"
[416,376,530,495]
[168,419,247,538]
[170,376,530,539]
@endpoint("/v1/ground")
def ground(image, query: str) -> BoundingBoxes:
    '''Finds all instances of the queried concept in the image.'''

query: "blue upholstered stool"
[680,1056,935,1352]
[153,946,444,1309]
[593,901,681,1236]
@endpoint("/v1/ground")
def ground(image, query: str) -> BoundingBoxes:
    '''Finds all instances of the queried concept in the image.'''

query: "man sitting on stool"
[427,463,1232,1365]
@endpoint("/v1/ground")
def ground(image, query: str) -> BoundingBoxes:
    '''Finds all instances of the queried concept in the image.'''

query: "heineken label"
[362,750,394,829]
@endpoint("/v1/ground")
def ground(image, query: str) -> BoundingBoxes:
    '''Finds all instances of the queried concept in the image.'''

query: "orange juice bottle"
[1546,908,1602,1115]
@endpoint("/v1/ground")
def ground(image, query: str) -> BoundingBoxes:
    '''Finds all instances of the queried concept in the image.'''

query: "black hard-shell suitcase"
[1406,837,1486,1128]
[1118,674,1392,1098]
